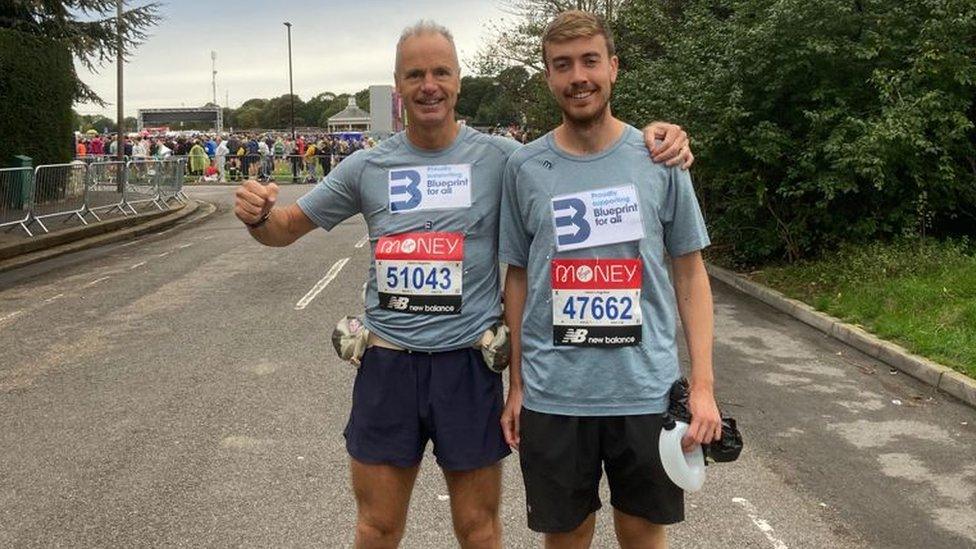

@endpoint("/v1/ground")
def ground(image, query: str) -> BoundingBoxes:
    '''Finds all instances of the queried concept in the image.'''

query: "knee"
[356,517,405,548]
[453,512,500,547]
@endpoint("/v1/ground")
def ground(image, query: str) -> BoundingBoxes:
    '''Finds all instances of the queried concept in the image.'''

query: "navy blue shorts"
[344,346,511,471]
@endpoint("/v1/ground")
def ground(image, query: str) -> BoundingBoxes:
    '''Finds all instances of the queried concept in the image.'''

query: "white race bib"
[551,185,644,251]
[375,232,464,315]
[551,258,642,346]
[388,164,472,213]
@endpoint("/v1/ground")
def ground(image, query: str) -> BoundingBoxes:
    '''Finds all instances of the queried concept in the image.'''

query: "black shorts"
[344,346,510,471]
[519,408,684,533]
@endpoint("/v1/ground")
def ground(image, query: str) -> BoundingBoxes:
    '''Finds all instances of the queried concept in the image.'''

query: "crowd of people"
[73,132,377,183]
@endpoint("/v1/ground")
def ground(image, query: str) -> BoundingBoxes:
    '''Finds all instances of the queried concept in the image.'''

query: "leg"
[443,464,502,549]
[613,510,667,549]
[351,459,419,549]
[604,415,684,548]
[544,512,596,549]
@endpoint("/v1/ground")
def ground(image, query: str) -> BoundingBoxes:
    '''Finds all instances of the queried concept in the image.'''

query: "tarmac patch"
[878,453,976,542]
[828,419,958,449]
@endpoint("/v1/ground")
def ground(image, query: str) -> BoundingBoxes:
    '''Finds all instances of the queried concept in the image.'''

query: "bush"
[0,28,74,166]
[613,0,976,266]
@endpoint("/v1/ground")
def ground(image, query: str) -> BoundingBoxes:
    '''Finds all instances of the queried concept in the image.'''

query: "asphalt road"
[1,184,973,548]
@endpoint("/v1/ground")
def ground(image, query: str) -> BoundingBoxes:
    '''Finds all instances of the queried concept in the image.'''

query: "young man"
[234,20,693,549]
[499,11,722,548]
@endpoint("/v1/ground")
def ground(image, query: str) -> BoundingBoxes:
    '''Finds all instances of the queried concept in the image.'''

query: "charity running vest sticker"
[551,258,642,346]
[388,164,472,213]
[551,185,644,251]
[375,232,464,315]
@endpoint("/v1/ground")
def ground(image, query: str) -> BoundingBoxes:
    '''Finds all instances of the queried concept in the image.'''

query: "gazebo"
[327,97,370,132]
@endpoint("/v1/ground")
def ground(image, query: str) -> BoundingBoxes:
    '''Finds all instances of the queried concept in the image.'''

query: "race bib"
[375,232,464,315]
[551,258,642,346]
[389,164,472,213]
[551,185,644,251]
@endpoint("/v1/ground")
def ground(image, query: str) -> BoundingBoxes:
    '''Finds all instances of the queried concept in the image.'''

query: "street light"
[283,22,295,140]
[116,0,124,163]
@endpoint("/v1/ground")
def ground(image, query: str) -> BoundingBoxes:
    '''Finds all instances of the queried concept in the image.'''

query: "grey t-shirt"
[298,125,519,352]
[498,125,710,416]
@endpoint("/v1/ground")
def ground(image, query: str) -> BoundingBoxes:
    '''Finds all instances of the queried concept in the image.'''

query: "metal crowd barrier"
[124,159,166,213]
[1,158,188,236]
[0,167,35,236]
[31,163,90,233]
[157,157,187,204]
[86,161,127,219]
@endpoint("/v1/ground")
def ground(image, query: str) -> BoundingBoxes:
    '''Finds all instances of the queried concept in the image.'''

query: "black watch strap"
[246,209,273,229]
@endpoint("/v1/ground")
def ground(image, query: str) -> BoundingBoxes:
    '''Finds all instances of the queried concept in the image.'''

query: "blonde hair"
[542,10,616,69]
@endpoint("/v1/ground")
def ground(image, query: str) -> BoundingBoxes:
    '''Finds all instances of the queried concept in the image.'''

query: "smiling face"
[394,32,461,130]
[544,33,618,127]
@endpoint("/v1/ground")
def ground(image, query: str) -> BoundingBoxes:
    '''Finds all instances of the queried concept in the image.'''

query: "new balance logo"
[561,328,589,344]
[542,160,553,170]
[387,296,410,310]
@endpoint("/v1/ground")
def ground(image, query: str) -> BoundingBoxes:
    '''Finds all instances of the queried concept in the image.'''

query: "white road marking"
[178,243,193,249]
[355,235,369,248]
[43,294,64,303]
[732,498,788,549]
[0,310,23,324]
[156,251,170,258]
[158,228,174,235]
[295,258,350,311]
[118,240,141,248]
[86,276,111,287]
[130,261,147,270]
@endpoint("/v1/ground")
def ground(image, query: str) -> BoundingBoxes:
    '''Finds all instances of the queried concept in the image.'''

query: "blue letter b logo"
[553,198,590,246]
[390,169,422,212]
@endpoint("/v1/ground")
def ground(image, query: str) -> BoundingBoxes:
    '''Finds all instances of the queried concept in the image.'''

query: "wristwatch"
[246,209,273,229]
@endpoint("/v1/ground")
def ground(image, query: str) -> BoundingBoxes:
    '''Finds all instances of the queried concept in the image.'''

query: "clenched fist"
[235,180,279,226]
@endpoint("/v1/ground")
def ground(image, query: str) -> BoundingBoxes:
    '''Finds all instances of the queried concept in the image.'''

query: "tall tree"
[471,0,624,75]
[0,0,161,105]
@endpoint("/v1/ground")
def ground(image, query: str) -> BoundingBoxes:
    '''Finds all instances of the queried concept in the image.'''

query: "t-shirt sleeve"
[296,153,364,231]
[498,157,530,268]
[661,167,711,257]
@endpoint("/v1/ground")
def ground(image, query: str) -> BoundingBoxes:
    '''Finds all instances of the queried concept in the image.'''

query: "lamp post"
[116,0,124,163]
[283,22,295,140]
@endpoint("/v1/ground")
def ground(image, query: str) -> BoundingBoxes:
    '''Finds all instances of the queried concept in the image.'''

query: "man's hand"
[681,385,722,453]
[235,180,279,225]
[643,122,694,169]
[501,384,523,450]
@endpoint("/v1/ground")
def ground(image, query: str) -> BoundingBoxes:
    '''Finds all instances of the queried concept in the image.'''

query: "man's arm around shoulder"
[234,180,317,247]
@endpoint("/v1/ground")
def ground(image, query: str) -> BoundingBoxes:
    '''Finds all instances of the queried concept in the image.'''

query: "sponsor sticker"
[551,258,642,346]
[551,185,644,251]
[375,232,464,315]
[389,164,472,213]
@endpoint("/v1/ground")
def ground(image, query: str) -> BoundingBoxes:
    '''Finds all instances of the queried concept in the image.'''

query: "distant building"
[327,97,370,133]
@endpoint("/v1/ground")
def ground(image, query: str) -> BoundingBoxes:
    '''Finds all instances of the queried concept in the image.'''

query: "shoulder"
[619,124,671,177]
[462,127,520,158]
[356,132,407,167]
[505,134,550,175]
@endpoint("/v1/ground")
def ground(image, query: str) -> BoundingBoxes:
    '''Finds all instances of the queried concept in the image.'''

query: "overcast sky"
[76,0,507,117]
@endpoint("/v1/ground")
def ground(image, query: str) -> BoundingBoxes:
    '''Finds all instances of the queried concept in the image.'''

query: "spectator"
[188,139,209,176]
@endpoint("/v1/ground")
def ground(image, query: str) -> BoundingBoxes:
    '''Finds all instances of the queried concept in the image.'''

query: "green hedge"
[613,0,976,266]
[0,28,74,167]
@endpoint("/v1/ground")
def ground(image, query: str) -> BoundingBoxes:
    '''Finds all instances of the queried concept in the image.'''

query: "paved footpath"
[0,185,973,548]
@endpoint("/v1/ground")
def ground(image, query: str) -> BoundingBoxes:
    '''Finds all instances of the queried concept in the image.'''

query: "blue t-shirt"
[498,125,710,416]
[298,126,519,352]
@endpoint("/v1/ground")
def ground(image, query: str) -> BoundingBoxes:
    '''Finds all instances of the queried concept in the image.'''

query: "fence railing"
[0,158,186,237]
[0,167,35,236]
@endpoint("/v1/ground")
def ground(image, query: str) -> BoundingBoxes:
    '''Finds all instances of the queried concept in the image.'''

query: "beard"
[560,87,612,129]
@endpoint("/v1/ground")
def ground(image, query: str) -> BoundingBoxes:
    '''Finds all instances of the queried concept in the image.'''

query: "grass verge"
[746,238,976,378]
